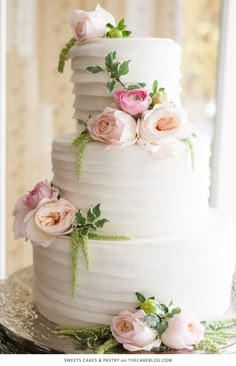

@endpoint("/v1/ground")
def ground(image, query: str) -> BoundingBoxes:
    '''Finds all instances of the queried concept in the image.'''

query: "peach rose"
[161,311,204,350]
[70,5,115,42]
[113,89,151,116]
[138,103,192,159]
[13,180,59,239]
[111,309,161,352]
[23,198,76,247]
[87,107,137,147]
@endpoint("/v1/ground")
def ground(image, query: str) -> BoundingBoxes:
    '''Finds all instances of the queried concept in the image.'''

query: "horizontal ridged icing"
[33,211,235,326]
[52,133,211,237]
[69,38,181,127]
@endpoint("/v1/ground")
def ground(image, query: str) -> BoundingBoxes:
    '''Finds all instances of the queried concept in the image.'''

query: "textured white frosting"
[70,38,181,124]
[33,210,235,326]
[52,133,211,238]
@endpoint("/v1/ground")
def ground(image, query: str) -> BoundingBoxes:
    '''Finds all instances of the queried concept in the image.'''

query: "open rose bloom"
[113,89,151,116]
[111,309,161,352]
[87,107,137,147]
[13,180,59,239]
[70,4,115,42]
[23,198,76,247]
[161,311,204,349]
[138,103,192,159]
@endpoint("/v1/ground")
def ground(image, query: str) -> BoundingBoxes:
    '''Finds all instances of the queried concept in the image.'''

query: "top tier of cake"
[70,37,181,123]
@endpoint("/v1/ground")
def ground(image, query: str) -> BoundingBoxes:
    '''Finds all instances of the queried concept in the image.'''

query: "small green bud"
[141,299,160,314]
[108,28,123,38]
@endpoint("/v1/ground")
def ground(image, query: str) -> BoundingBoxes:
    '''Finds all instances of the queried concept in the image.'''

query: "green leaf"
[80,226,90,237]
[118,60,131,77]
[153,80,158,94]
[77,119,86,126]
[166,307,181,318]
[106,79,117,93]
[86,65,104,74]
[87,223,97,232]
[160,303,169,315]
[144,313,160,327]
[159,87,165,92]
[106,23,114,29]
[127,83,146,90]
[94,218,109,228]
[87,208,96,222]
[122,30,132,37]
[136,292,146,303]
[158,320,169,338]
[105,51,116,70]
[92,203,101,219]
[168,299,174,307]
[75,210,86,226]
[117,18,125,30]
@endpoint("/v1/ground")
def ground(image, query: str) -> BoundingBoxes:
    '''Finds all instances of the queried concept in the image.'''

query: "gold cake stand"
[1,266,236,354]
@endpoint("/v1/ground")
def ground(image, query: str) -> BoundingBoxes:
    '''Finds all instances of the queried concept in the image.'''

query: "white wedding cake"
[13,6,235,333]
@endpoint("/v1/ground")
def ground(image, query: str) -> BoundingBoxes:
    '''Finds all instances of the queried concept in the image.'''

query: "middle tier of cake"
[52,133,211,238]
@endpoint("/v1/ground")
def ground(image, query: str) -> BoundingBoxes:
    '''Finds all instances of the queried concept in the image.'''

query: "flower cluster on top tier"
[84,52,193,160]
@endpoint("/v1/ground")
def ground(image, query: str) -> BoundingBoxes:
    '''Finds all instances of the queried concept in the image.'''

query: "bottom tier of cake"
[33,209,235,327]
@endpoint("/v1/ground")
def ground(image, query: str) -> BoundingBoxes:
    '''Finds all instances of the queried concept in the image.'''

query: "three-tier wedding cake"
[13,5,235,337]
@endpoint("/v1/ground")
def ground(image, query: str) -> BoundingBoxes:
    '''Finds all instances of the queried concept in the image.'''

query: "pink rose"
[13,180,59,239]
[23,198,76,247]
[87,107,137,147]
[70,5,116,42]
[111,309,161,352]
[138,103,192,159]
[161,311,204,350]
[113,89,151,116]
[23,180,58,209]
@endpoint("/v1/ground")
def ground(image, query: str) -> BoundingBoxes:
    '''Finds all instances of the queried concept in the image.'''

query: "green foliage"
[86,65,104,74]
[127,83,146,90]
[144,313,160,327]
[71,229,81,297]
[135,292,146,303]
[166,307,181,318]
[183,137,195,171]
[58,37,76,73]
[70,130,93,180]
[158,320,169,338]
[96,337,119,354]
[106,18,132,39]
[77,119,87,127]
[87,51,131,92]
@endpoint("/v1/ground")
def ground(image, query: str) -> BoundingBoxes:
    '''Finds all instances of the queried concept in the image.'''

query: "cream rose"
[87,107,137,147]
[23,198,76,247]
[70,5,115,42]
[111,309,161,352]
[138,103,192,159]
[161,311,204,349]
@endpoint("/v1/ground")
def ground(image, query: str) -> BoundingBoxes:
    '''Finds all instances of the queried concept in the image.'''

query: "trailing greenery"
[106,18,132,39]
[71,204,109,296]
[58,37,76,73]
[194,318,236,354]
[88,232,130,241]
[70,130,93,180]
[182,136,195,171]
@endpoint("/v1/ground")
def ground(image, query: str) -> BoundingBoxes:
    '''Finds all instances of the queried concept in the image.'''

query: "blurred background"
[6,0,221,274]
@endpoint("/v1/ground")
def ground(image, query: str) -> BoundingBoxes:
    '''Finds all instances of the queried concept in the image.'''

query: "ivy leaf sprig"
[87,51,132,93]
[135,292,181,338]
[106,18,132,39]
[58,37,76,73]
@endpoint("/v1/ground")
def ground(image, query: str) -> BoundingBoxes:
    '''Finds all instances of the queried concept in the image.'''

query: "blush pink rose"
[70,5,115,42]
[23,180,58,209]
[113,89,151,116]
[161,311,204,350]
[138,103,192,159]
[87,107,137,147]
[13,180,59,239]
[23,198,76,247]
[111,309,161,352]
